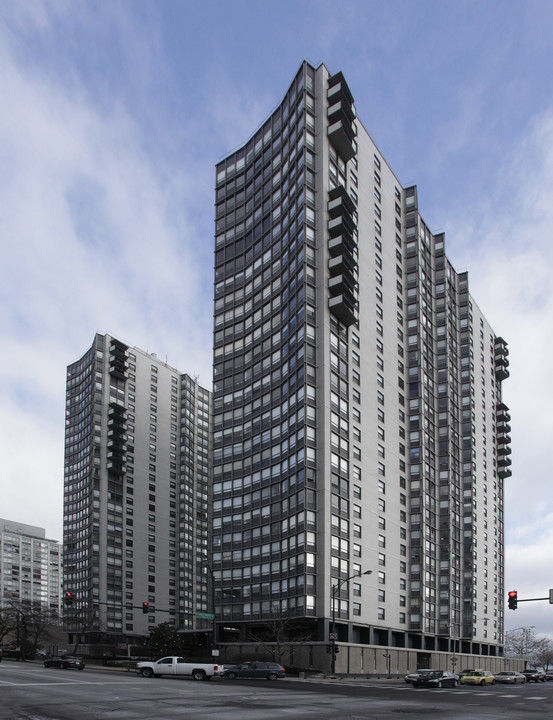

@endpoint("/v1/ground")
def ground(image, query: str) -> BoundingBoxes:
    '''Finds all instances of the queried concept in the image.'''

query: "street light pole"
[202,561,217,650]
[450,621,458,673]
[331,570,372,674]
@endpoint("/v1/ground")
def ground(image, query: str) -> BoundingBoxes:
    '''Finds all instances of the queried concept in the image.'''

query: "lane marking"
[0,679,145,687]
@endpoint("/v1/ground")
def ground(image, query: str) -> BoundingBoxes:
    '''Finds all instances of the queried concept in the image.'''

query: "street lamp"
[201,561,217,651]
[331,570,372,674]
[449,621,459,672]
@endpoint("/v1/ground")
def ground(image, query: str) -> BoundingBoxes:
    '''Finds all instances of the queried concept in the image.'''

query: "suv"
[222,661,285,680]
[522,668,546,683]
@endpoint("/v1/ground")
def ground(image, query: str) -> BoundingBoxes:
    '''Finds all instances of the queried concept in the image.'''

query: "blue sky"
[2,0,553,637]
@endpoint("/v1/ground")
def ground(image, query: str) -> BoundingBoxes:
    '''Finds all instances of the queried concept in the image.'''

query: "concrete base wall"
[217,642,525,676]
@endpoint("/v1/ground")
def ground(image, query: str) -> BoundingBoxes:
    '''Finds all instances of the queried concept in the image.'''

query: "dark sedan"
[412,670,458,688]
[222,661,285,680]
[44,656,85,670]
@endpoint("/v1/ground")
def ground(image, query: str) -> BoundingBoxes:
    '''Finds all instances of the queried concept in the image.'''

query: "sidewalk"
[295,673,405,683]
[34,659,406,683]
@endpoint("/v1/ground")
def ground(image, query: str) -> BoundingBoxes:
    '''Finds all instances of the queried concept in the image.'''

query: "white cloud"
[506,516,553,637]
[2,1,553,643]
[0,6,214,539]
[444,108,553,637]
[0,398,64,540]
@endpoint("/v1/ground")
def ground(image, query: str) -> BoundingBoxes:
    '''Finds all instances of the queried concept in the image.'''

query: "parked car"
[411,670,459,688]
[460,670,495,685]
[404,669,432,684]
[221,661,285,680]
[494,671,526,684]
[545,669,553,681]
[522,668,546,682]
[44,656,85,670]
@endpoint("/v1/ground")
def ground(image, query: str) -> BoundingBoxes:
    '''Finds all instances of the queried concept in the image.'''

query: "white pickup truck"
[136,656,222,681]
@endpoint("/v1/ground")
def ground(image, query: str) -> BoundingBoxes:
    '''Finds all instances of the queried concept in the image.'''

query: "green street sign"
[195,612,215,619]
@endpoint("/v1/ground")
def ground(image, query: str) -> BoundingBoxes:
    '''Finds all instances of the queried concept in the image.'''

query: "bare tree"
[64,604,97,655]
[533,636,553,670]
[0,600,61,658]
[505,628,553,668]
[23,605,62,657]
[246,603,313,664]
[0,607,15,646]
[504,627,538,658]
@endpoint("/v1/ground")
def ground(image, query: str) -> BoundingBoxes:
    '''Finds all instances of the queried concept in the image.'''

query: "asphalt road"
[1,662,552,720]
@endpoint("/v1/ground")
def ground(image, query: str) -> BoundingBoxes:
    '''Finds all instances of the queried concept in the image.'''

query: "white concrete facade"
[0,518,62,613]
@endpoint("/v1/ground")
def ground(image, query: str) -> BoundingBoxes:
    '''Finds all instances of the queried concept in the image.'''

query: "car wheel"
[192,669,207,681]
[226,672,237,680]
[480,679,485,685]
[453,680,458,687]
[491,680,495,685]
[437,681,443,688]
[78,667,84,671]
[267,673,278,681]
[141,668,154,678]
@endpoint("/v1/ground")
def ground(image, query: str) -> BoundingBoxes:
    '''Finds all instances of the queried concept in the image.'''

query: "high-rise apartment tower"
[211,61,511,657]
[63,333,212,652]
[0,518,62,612]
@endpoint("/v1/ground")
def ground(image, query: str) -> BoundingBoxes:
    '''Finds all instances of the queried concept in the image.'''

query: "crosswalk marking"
[298,678,548,701]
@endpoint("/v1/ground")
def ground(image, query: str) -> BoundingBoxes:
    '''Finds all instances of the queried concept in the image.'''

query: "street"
[1,662,552,720]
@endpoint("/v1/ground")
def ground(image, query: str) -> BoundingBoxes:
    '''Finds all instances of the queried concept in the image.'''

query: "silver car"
[404,668,432,684]
[494,671,526,684]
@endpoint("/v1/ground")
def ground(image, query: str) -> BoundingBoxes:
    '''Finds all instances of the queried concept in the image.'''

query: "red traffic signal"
[64,592,73,606]
[142,602,149,614]
[508,591,518,610]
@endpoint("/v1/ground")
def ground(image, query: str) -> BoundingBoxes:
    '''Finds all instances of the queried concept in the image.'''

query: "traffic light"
[64,592,73,606]
[508,591,518,610]
[334,646,340,654]
[142,602,149,614]
[326,645,332,654]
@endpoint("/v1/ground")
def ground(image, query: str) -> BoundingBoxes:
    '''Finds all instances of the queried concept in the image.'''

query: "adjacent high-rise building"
[211,61,511,659]
[63,333,211,652]
[0,518,62,612]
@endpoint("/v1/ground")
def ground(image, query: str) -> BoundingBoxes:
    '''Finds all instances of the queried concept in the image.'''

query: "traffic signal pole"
[507,589,553,609]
